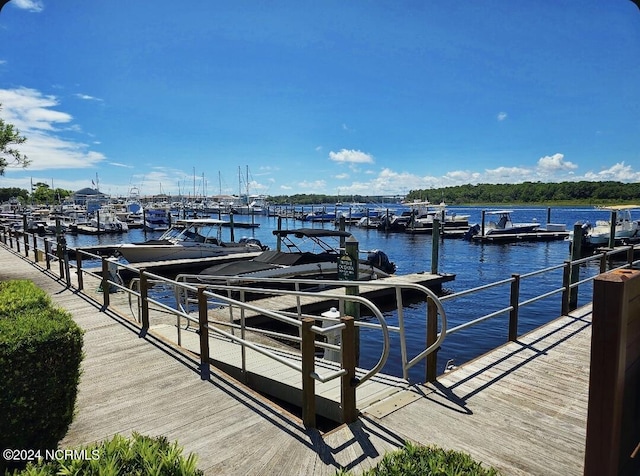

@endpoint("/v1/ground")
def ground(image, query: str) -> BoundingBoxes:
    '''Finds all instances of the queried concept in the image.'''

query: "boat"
[404,201,470,234]
[465,210,568,242]
[144,207,172,231]
[116,218,267,263]
[577,205,640,249]
[195,228,396,283]
[70,206,129,234]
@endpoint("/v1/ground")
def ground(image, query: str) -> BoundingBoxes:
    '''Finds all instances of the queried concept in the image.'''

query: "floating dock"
[471,229,569,243]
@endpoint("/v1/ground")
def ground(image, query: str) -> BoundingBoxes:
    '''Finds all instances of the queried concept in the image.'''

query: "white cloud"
[334,173,349,180]
[584,162,640,182]
[0,87,105,171]
[497,112,508,121]
[75,93,103,102]
[328,149,374,164]
[537,153,577,172]
[10,0,44,12]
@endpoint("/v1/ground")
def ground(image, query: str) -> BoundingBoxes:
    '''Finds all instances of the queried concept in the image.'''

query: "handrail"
[175,272,447,380]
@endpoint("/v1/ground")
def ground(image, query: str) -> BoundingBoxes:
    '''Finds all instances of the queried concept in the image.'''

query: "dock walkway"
[1,244,590,475]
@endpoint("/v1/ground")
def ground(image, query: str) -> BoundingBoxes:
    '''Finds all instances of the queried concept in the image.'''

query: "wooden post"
[425,296,438,382]
[431,219,440,274]
[343,236,360,363]
[600,250,609,274]
[32,234,39,263]
[57,235,65,280]
[139,270,149,329]
[76,250,84,290]
[561,260,571,316]
[44,239,51,270]
[481,210,486,237]
[198,287,211,380]
[569,223,582,310]
[509,274,520,341]
[301,317,316,428]
[101,256,110,309]
[341,316,357,424]
[22,215,29,257]
[608,210,617,249]
[276,216,282,251]
[229,213,235,242]
[584,269,640,476]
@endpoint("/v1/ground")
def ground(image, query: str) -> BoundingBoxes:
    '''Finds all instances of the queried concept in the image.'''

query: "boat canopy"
[272,228,352,239]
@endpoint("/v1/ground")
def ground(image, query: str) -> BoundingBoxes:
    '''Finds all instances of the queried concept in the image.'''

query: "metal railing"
[1,224,638,426]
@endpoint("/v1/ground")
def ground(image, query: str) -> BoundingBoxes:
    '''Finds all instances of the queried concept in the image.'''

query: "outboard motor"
[239,237,269,251]
[366,250,396,274]
[463,223,481,241]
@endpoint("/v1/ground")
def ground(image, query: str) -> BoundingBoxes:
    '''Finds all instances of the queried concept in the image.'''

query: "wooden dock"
[0,242,592,475]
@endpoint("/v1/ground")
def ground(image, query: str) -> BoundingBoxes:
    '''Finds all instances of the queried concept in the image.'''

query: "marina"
[1,204,634,378]
[2,214,639,475]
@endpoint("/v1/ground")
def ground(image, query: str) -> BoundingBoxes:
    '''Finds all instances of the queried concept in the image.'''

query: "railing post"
[8,228,13,248]
[343,236,360,364]
[197,287,210,380]
[32,234,38,263]
[627,246,635,269]
[599,250,608,274]
[341,316,357,424]
[607,210,617,249]
[16,232,20,253]
[561,260,571,316]
[431,219,440,274]
[76,250,84,290]
[301,317,316,428]
[100,256,110,309]
[44,239,51,270]
[22,215,29,257]
[569,224,582,311]
[139,270,149,329]
[426,296,438,382]
[509,274,520,341]
[64,247,71,287]
[57,235,65,280]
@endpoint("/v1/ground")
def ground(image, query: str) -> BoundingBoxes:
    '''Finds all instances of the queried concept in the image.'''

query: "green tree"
[0,105,30,175]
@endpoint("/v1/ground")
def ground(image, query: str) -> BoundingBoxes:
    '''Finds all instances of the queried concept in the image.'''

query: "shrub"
[13,433,204,476]
[0,280,84,473]
[337,441,501,476]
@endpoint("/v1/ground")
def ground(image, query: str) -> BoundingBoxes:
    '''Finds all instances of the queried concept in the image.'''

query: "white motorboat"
[116,219,266,263]
[144,207,172,231]
[578,205,640,247]
[195,228,396,283]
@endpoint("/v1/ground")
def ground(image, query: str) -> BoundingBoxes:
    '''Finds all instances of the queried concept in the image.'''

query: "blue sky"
[1,1,639,199]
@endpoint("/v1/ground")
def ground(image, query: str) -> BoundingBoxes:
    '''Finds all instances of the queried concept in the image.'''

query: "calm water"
[65,205,615,383]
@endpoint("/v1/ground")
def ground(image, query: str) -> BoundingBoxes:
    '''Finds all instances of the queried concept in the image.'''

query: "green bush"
[14,433,203,476]
[338,441,501,476]
[0,280,84,473]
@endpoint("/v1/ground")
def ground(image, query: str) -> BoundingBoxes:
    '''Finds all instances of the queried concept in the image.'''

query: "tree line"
[405,181,640,205]
[2,180,639,207]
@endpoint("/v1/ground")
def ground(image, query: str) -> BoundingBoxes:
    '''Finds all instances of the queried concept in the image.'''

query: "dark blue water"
[65,205,614,383]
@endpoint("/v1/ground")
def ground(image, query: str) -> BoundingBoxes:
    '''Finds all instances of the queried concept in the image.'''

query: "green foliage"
[0,280,83,474]
[406,181,640,205]
[14,433,204,476]
[337,442,501,476]
[0,188,29,204]
[0,104,30,175]
[29,183,72,205]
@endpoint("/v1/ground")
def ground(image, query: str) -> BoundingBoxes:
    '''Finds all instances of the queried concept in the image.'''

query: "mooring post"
[343,236,360,363]
[301,317,316,428]
[481,210,486,237]
[608,210,617,249]
[229,212,235,242]
[341,316,357,424]
[431,218,440,274]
